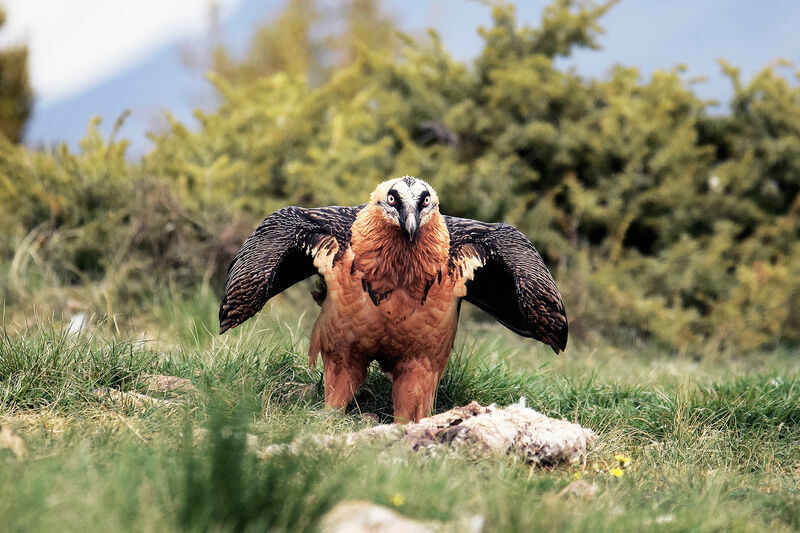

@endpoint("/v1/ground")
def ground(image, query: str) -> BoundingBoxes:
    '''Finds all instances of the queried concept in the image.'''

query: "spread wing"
[444,215,568,353]
[219,205,364,334]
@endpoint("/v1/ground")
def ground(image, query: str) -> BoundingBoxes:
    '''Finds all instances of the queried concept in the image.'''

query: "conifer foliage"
[0,7,32,143]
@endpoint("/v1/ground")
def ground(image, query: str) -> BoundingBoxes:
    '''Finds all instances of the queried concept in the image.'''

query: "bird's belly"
[312,251,464,362]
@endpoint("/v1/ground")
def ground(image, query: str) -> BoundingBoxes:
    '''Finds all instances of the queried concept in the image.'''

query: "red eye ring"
[387,194,396,205]
[423,195,431,206]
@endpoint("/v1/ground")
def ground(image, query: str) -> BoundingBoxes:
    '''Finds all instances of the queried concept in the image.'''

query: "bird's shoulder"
[271,203,365,238]
[442,214,502,269]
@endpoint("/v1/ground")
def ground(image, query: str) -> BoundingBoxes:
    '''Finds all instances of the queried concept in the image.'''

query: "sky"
[0,0,245,105]
[2,0,799,155]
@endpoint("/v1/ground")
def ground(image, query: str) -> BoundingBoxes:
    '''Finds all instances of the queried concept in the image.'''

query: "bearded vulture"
[220,177,567,422]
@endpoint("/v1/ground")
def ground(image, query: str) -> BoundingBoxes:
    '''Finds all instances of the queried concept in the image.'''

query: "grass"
[2,290,800,532]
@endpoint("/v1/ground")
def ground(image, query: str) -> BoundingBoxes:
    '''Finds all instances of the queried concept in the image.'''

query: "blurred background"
[1,0,799,354]
[5,0,800,154]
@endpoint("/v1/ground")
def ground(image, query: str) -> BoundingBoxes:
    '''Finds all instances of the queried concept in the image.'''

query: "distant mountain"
[24,0,282,156]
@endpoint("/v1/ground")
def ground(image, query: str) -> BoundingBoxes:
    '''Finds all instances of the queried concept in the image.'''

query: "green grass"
[2,291,800,532]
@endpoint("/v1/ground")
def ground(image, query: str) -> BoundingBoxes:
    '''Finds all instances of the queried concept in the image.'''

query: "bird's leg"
[321,353,367,410]
[391,362,440,423]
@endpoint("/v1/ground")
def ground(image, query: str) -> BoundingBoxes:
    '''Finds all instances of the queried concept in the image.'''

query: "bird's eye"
[422,195,431,207]
[387,194,396,206]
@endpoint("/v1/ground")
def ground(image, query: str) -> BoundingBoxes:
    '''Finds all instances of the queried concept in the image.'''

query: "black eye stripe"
[386,188,433,209]
[418,190,431,208]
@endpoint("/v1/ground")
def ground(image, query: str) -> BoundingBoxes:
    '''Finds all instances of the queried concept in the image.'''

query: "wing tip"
[549,316,569,354]
[219,317,242,335]
[550,337,567,354]
[218,302,237,335]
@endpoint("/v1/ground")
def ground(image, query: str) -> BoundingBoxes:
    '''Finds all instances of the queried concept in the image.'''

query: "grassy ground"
[2,288,800,532]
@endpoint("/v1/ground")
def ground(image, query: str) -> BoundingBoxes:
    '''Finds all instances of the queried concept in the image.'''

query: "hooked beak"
[400,204,421,242]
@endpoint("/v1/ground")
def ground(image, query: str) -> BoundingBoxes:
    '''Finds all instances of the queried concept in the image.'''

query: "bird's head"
[370,176,440,243]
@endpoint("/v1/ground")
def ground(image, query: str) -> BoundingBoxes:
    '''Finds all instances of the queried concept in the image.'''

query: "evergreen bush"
[2,0,799,352]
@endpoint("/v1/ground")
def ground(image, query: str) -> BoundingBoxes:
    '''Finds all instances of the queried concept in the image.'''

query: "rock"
[94,374,197,410]
[0,425,28,459]
[360,412,380,426]
[66,312,87,335]
[93,388,175,409]
[319,501,434,533]
[319,501,484,533]
[139,374,197,394]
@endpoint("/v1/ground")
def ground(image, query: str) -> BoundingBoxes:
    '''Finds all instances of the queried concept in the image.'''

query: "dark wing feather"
[219,205,364,334]
[444,215,568,353]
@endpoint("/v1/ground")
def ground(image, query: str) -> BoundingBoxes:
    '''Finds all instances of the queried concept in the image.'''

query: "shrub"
[3,0,799,352]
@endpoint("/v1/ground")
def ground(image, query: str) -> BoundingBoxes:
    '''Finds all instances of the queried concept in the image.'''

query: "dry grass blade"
[139,374,198,394]
[93,388,175,409]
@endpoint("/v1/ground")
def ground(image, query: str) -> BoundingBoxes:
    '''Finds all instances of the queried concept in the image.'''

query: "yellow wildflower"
[391,493,405,507]
[614,454,632,468]
[609,467,624,478]
[572,472,581,480]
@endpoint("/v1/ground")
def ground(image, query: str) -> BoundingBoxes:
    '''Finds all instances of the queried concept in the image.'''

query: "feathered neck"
[350,204,449,292]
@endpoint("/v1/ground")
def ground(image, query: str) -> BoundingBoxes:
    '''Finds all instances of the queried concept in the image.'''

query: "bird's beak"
[399,203,420,242]
[404,211,418,242]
